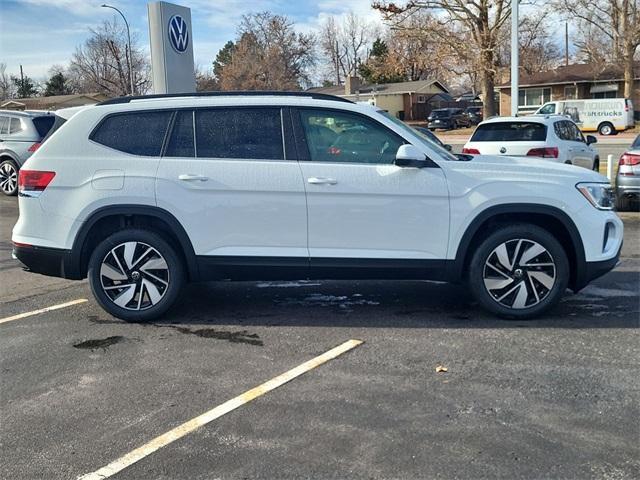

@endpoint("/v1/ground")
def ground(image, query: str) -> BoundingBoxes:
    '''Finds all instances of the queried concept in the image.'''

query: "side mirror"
[444,144,452,152]
[586,135,597,145]
[395,144,427,168]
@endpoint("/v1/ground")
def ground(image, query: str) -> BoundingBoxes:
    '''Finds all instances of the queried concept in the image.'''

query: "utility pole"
[19,64,24,97]
[101,4,135,95]
[565,22,569,66]
[335,40,340,85]
[510,0,519,116]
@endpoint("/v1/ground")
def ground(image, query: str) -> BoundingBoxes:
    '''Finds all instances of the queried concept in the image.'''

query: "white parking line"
[78,338,363,480]
[0,298,88,325]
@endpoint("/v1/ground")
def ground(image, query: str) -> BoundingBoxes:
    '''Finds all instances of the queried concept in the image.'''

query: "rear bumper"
[616,180,640,197]
[12,244,82,280]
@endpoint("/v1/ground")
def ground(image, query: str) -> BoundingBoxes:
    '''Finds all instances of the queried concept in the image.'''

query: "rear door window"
[9,117,23,134]
[91,111,172,156]
[31,116,55,138]
[195,108,283,160]
[470,122,547,142]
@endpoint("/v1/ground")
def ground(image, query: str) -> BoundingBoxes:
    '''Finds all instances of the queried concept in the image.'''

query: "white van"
[535,98,634,135]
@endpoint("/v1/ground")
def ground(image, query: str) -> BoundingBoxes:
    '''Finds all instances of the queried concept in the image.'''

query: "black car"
[464,106,483,125]
[427,108,470,130]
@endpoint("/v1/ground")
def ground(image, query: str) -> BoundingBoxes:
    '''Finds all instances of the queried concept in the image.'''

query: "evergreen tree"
[11,74,37,98]
[44,71,72,96]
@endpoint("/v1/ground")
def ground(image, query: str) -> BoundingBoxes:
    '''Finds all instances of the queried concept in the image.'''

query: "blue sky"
[0,0,381,81]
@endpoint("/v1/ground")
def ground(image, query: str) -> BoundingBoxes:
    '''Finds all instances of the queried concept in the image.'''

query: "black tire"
[451,121,458,130]
[0,158,19,196]
[598,122,614,136]
[88,229,185,321]
[593,158,600,172]
[468,224,569,319]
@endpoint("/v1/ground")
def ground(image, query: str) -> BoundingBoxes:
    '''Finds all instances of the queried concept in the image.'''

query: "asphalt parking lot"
[1,193,639,479]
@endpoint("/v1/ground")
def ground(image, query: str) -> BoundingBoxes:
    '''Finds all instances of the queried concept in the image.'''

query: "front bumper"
[428,121,451,129]
[12,244,82,280]
[573,244,621,292]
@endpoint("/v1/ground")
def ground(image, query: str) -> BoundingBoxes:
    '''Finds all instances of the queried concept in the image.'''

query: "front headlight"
[576,182,615,210]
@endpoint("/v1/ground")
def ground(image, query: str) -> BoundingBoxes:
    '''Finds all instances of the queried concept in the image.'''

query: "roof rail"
[98,90,354,106]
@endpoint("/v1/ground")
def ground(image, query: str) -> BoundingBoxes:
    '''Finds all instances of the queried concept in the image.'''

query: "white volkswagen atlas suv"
[463,115,600,171]
[12,92,622,321]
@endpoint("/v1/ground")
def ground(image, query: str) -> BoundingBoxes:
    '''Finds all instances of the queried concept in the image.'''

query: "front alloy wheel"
[468,224,569,319]
[0,160,18,196]
[483,239,556,309]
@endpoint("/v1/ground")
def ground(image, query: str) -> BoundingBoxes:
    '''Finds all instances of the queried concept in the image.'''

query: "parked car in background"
[13,92,622,321]
[413,126,453,151]
[463,115,600,170]
[615,135,640,211]
[535,98,634,136]
[427,108,470,131]
[464,106,483,125]
[0,110,56,196]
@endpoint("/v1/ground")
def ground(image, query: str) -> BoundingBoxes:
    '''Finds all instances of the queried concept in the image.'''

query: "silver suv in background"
[0,110,56,196]
[615,135,640,211]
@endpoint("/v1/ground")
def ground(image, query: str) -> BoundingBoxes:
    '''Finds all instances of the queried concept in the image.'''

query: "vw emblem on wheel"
[168,15,189,53]
[499,146,507,154]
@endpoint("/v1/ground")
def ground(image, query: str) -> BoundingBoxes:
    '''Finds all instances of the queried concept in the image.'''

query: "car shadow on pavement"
[143,270,640,330]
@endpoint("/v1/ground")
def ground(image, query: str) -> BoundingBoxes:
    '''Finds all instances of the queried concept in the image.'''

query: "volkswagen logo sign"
[499,146,507,154]
[168,15,189,53]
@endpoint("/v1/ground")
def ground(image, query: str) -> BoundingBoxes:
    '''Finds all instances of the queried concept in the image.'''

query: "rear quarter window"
[471,122,547,142]
[91,111,172,156]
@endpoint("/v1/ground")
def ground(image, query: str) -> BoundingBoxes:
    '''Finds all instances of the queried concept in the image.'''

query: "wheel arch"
[452,204,587,291]
[70,205,199,281]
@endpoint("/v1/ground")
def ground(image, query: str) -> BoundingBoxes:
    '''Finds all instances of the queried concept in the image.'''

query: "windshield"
[377,110,457,161]
[632,135,640,149]
[430,109,450,118]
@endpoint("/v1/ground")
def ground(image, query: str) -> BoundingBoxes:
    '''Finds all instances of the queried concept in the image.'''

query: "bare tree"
[374,1,514,117]
[556,0,639,103]
[496,12,562,75]
[219,12,315,91]
[319,13,376,85]
[69,19,150,96]
[0,63,14,100]
[195,64,218,91]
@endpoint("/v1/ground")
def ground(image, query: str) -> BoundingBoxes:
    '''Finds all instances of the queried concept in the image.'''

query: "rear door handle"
[307,177,337,185]
[179,173,209,182]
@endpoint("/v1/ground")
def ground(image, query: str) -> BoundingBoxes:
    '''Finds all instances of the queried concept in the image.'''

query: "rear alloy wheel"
[0,159,18,196]
[469,224,569,319]
[598,122,614,136]
[88,229,184,321]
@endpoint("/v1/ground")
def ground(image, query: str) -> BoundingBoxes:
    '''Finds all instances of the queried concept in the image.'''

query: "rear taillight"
[27,142,41,153]
[462,147,480,154]
[18,170,55,197]
[619,153,640,166]
[526,146,559,158]
[619,153,640,175]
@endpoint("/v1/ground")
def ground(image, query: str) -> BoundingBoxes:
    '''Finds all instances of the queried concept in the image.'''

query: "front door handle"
[179,173,209,182]
[307,177,337,185]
